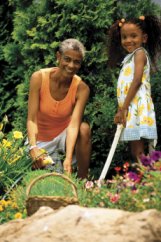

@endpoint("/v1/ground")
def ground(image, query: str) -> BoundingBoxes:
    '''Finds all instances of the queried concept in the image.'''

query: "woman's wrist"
[65,156,72,163]
[29,145,37,151]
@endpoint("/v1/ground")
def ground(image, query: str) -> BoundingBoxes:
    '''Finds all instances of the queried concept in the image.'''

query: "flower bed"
[0,116,160,224]
[83,151,161,211]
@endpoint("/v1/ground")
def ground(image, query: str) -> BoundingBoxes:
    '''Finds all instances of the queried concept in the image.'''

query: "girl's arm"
[115,49,147,126]
[63,81,90,174]
[27,71,45,168]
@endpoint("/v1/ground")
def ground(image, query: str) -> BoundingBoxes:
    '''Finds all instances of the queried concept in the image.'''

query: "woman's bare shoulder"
[31,70,42,79]
[78,79,90,94]
[30,70,42,89]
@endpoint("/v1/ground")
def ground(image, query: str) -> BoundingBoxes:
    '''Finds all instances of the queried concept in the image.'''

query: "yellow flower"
[141,73,146,82]
[124,66,132,76]
[132,96,138,105]
[140,116,147,124]
[14,212,22,219]
[147,102,151,111]
[127,112,131,121]
[0,123,3,131]
[140,116,148,125]
[147,117,154,126]
[42,156,54,166]
[19,148,24,155]
[13,131,23,139]
[2,139,12,148]
[2,200,11,207]
[117,87,121,97]
[140,116,154,126]
[0,205,3,212]
[5,200,12,207]
[138,104,144,116]
[124,85,129,95]
[0,199,7,206]
[9,155,21,164]
[12,202,18,209]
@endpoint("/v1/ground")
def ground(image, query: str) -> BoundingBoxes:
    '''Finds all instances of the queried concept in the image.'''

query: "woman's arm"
[114,49,147,126]
[27,71,45,167]
[63,81,90,173]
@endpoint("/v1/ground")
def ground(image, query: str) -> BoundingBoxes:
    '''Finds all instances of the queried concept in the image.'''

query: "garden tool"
[99,124,123,180]
[149,139,157,153]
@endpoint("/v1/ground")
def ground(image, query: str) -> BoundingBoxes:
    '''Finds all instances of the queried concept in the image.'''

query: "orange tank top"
[37,67,81,141]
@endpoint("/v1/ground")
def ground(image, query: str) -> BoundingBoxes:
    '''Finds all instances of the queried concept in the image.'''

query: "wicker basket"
[26,172,78,216]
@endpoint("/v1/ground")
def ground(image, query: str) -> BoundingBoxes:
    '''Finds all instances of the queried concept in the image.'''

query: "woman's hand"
[63,158,72,175]
[29,147,46,169]
[114,108,128,127]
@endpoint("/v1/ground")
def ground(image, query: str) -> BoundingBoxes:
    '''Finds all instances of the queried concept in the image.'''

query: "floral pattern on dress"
[117,47,157,141]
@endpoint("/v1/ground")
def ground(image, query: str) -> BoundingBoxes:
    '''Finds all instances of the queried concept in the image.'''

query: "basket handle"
[26,172,78,199]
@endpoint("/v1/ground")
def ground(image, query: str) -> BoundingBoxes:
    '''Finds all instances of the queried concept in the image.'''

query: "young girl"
[108,15,161,161]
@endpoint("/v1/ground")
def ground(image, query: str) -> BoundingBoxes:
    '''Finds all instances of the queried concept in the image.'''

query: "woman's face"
[57,49,82,78]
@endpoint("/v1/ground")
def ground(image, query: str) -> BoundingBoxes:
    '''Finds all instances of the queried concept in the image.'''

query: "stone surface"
[0,205,161,242]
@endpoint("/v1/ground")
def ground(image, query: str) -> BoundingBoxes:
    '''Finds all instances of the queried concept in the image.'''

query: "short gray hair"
[59,38,86,58]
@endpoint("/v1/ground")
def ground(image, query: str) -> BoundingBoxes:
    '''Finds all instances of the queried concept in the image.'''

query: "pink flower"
[150,150,161,161]
[110,194,120,203]
[127,171,140,182]
[85,181,94,189]
[140,155,152,166]
[114,166,121,172]
[123,162,130,171]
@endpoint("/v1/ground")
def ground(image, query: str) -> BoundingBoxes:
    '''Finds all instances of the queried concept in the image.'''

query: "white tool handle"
[99,124,123,180]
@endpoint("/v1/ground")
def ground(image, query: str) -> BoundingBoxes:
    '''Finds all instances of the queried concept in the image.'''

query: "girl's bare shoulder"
[134,48,147,64]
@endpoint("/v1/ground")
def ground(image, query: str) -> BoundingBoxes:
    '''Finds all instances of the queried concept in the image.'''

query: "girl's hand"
[63,158,72,175]
[114,108,128,127]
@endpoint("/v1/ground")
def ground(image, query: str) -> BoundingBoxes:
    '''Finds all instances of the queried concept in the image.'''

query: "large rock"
[0,205,161,242]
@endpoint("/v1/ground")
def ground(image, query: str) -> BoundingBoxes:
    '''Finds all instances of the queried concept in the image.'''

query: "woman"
[27,38,91,179]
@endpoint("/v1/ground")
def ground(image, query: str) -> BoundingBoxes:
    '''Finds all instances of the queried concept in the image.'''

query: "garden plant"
[0,0,161,225]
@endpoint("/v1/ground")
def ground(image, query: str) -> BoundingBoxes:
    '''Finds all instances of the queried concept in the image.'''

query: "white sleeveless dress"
[117,47,157,141]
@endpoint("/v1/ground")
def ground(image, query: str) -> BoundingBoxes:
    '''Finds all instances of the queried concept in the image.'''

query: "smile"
[66,69,74,73]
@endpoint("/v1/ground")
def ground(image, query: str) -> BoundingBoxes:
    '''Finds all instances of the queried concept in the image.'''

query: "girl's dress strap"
[121,47,149,65]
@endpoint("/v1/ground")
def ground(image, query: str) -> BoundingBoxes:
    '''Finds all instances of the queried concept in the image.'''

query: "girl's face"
[120,23,147,53]
[57,49,82,78]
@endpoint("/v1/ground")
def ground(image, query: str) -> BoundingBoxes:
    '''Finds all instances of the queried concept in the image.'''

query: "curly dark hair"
[107,15,161,68]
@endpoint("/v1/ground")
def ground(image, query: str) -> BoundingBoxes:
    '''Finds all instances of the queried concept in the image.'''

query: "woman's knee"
[79,122,91,140]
